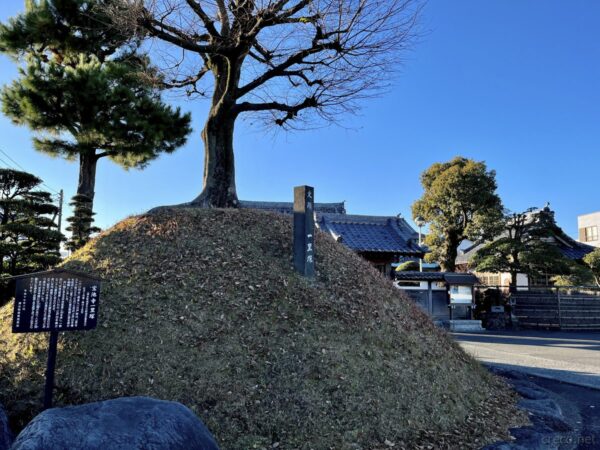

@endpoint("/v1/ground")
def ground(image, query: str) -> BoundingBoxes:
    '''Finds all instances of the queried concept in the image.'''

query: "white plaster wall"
[578,212,600,247]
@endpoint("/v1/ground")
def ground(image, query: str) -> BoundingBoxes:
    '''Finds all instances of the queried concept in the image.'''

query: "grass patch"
[0,208,526,449]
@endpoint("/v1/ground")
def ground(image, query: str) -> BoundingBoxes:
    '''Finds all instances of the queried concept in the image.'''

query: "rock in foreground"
[0,403,13,450]
[11,397,218,450]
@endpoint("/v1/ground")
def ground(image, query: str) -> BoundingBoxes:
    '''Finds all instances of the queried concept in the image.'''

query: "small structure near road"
[395,271,483,331]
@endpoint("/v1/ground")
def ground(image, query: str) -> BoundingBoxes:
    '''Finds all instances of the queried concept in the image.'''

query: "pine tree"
[65,194,101,251]
[0,0,192,249]
[472,207,572,289]
[0,168,63,278]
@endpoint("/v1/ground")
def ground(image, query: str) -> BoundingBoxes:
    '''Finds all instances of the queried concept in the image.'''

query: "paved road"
[453,330,600,389]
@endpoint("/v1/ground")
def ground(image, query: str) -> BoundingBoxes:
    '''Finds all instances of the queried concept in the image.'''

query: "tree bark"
[441,232,459,272]
[509,252,520,292]
[191,56,241,208]
[191,113,238,207]
[77,149,99,209]
[510,271,518,293]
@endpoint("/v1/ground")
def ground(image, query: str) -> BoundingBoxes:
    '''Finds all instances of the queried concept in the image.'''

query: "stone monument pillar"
[293,186,315,278]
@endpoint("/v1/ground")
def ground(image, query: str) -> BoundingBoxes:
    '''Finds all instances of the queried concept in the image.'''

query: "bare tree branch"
[103,0,423,206]
[185,0,220,37]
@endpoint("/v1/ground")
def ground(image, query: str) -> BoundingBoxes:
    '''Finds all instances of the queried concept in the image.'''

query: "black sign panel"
[12,271,100,333]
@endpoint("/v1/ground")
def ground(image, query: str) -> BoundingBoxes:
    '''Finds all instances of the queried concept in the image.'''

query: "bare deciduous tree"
[108,0,423,207]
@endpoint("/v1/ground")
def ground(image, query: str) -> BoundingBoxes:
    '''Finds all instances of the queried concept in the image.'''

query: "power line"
[0,147,61,195]
[0,147,28,172]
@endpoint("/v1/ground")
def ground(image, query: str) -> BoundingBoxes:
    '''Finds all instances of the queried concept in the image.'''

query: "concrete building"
[578,211,600,248]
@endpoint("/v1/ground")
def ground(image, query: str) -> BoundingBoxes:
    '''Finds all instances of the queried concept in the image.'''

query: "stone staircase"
[436,320,484,332]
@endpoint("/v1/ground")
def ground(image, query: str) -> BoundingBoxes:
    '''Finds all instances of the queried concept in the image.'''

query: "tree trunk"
[191,113,238,207]
[191,56,241,208]
[510,252,520,293]
[510,271,518,293]
[441,233,459,272]
[9,254,17,276]
[77,150,98,209]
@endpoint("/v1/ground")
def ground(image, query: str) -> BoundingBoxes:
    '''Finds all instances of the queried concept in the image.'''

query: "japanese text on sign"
[12,272,100,333]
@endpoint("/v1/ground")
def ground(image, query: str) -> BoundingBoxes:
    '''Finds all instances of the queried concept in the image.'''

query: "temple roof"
[239,200,346,215]
[395,271,479,285]
[318,213,424,255]
[240,200,425,256]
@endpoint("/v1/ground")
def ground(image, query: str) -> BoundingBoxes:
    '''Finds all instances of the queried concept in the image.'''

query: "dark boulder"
[0,403,13,450]
[11,397,219,450]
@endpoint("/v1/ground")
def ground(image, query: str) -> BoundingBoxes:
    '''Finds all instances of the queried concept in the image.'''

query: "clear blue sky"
[1,0,599,238]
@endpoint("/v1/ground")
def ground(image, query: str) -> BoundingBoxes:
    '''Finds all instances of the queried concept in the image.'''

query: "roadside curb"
[482,362,600,392]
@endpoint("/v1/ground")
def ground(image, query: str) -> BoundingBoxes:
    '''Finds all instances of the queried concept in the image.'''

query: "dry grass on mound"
[0,208,526,449]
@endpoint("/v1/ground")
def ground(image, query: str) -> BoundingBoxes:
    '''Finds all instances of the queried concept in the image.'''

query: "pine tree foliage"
[0,0,192,242]
[65,194,100,252]
[395,260,419,272]
[582,249,600,287]
[472,207,573,287]
[0,168,63,279]
[552,261,595,287]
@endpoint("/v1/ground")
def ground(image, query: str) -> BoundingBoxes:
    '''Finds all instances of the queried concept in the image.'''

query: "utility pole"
[57,189,64,234]
[415,216,426,272]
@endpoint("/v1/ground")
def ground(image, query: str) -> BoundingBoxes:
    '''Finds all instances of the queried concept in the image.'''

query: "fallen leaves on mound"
[0,208,527,449]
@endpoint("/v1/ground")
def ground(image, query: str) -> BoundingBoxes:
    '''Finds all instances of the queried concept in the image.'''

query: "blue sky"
[0,0,599,238]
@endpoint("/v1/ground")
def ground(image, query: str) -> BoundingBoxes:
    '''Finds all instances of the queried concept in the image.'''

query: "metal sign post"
[44,331,59,409]
[11,268,101,409]
[293,185,315,278]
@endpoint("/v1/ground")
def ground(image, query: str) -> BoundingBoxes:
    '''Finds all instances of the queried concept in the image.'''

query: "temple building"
[240,200,425,277]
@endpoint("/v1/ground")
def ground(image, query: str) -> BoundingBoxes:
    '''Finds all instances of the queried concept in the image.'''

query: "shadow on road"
[454,330,600,352]
[485,362,600,391]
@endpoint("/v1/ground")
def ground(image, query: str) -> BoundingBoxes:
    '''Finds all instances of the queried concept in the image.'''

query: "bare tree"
[108,0,423,207]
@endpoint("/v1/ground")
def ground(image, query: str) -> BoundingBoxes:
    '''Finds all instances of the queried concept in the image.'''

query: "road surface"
[454,330,600,390]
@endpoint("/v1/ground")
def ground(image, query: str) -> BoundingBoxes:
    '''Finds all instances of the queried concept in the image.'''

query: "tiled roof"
[395,271,445,281]
[556,238,595,260]
[318,214,424,255]
[239,200,346,215]
[240,200,425,255]
[395,271,479,285]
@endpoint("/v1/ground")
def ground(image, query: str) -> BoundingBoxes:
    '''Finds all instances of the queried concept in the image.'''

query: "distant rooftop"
[318,213,423,255]
[395,271,479,285]
[578,211,600,218]
[239,200,346,215]
[240,200,424,256]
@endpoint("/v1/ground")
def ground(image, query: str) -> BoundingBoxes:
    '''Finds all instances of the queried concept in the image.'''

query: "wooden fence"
[512,289,600,330]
